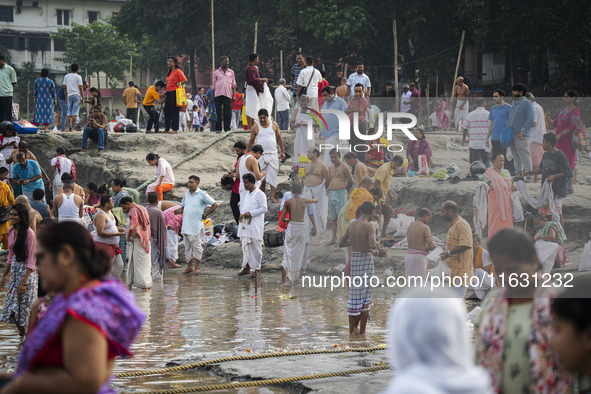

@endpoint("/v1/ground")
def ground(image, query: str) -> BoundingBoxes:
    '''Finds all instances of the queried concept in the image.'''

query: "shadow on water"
[1,273,394,392]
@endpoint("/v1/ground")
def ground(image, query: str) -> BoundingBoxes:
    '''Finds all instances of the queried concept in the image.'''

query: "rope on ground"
[115,345,386,378]
[134,365,391,394]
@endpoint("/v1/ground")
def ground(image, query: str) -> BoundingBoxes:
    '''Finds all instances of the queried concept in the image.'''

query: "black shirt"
[541,150,573,198]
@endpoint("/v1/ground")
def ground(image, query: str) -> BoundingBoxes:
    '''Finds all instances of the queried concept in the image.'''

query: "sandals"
[449,176,462,184]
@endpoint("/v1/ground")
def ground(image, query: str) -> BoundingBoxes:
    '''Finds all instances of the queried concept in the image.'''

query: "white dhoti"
[468,268,495,300]
[304,182,328,238]
[127,238,153,289]
[58,217,82,224]
[454,101,469,130]
[167,229,179,262]
[245,85,264,120]
[285,222,309,283]
[183,233,204,262]
[293,114,315,163]
[241,236,263,271]
[52,174,63,200]
[150,238,163,282]
[258,152,279,188]
[110,254,124,279]
[322,135,339,168]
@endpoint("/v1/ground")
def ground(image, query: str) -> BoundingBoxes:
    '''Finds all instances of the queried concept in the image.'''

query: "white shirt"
[296,66,322,98]
[429,112,439,127]
[238,188,267,240]
[50,156,72,178]
[155,158,175,185]
[529,101,546,145]
[186,98,194,120]
[115,114,125,121]
[462,107,491,151]
[274,85,291,112]
[63,73,83,98]
[401,91,412,112]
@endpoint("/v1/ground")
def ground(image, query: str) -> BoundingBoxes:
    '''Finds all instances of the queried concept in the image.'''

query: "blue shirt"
[347,72,371,96]
[508,98,534,137]
[488,103,511,141]
[180,188,216,236]
[57,86,65,100]
[12,160,43,193]
[321,96,347,138]
[206,89,215,110]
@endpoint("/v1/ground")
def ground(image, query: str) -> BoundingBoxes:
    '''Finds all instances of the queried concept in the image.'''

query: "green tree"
[14,61,37,118]
[50,20,136,89]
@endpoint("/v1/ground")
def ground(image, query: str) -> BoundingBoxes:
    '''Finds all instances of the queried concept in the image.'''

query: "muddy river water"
[0,273,397,392]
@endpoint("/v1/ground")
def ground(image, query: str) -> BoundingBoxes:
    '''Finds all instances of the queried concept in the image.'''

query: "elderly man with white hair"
[274,78,291,131]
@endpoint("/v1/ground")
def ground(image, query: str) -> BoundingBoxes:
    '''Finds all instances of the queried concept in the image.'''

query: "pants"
[66,94,81,116]
[52,174,63,201]
[491,140,514,174]
[469,148,490,167]
[119,234,128,265]
[183,233,203,262]
[150,238,163,282]
[144,105,158,132]
[230,191,240,224]
[277,110,289,131]
[165,91,180,131]
[214,96,232,132]
[146,182,174,201]
[231,109,241,130]
[82,127,107,150]
[0,97,12,122]
[126,108,138,123]
[510,136,532,175]
[58,98,67,130]
[350,122,367,164]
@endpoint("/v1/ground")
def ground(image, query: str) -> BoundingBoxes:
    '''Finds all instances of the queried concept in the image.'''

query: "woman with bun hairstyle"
[110,179,130,208]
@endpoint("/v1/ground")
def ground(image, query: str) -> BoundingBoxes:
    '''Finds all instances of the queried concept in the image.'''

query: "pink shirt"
[211,68,237,99]
[7,227,37,270]
[155,158,175,185]
[346,98,369,124]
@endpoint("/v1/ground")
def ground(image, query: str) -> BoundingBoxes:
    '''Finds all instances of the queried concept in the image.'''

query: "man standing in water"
[237,173,267,279]
[280,182,318,285]
[247,109,286,203]
[304,146,330,244]
[405,208,437,284]
[339,201,383,335]
[327,149,353,246]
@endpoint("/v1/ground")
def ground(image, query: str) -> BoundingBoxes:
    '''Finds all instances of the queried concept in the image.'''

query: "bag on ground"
[393,208,415,237]
[444,163,461,178]
[418,154,430,175]
[263,230,284,247]
[428,258,451,278]
[431,167,448,180]
[579,241,591,271]
[511,193,524,222]
[535,240,561,274]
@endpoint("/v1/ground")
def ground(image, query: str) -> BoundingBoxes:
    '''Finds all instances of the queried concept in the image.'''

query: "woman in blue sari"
[32,69,57,134]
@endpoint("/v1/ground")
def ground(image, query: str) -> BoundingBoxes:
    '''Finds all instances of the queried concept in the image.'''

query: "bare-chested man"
[327,149,353,245]
[451,76,470,132]
[404,208,437,285]
[236,144,266,202]
[14,195,42,232]
[280,182,317,285]
[339,201,385,335]
[335,77,349,98]
[343,152,375,188]
[7,141,50,184]
[304,146,329,244]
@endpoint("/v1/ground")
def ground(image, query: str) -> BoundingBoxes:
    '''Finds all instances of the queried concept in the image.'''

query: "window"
[88,11,98,23]
[54,38,66,51]
[57,9,69,26]
[30,37,50,52]
[0,6,13,22]
[0,36,15,50]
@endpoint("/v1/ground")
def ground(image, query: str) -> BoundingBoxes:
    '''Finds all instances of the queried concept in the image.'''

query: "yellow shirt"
[123,87,140,109]
[372,162,394,202]
[143,86,160,106]
[445,216,474,284]
[0,181,15,235]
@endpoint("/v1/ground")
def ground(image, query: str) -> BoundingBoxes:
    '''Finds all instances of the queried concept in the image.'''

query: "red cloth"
[166,69,187,92]
[55,155,76,181]
[317,79,329,107]
[95,241,122,259]
[129,204,151,253]
[277,210,289,231]
[232,92,243,110]
[245,64,263,93]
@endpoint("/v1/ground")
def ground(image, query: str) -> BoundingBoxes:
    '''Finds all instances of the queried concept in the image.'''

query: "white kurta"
[238,189,268,271]
[293,112,314,163]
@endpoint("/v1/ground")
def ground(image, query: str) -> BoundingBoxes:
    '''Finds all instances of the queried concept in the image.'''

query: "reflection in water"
[1,274,393,392]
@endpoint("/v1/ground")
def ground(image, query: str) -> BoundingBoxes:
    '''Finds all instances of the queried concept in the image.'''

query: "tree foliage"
[50,20,136,88]
[14,62,37,117]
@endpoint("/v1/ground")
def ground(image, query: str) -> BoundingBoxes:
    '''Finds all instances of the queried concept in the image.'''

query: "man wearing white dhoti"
[247,109,286,203]
[280,182,318,284]
[290,96,316,166]
[451,77,470,132]
[121,197,152,290]
[304,146,329,244]
[236,173,267,279]
[244,53,269,130]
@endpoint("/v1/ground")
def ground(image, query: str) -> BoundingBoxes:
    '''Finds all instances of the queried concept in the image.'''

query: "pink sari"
[554,107,583,169]
[436,101,449,130]
[484,168,513,240]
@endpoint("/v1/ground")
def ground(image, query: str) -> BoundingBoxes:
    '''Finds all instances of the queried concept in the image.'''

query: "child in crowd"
[192,105,201,132]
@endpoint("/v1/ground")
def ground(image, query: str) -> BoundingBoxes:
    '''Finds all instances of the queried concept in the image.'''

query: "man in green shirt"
[0,53,17,122]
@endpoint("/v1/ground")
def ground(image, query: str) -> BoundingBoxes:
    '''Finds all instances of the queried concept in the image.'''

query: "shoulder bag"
[500,100,523,148]
[298,68,315,98]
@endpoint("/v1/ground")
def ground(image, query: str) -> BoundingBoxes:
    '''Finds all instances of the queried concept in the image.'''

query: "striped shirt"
[462,107,490,150]
[0,64,17,96]
[290,63,302,97]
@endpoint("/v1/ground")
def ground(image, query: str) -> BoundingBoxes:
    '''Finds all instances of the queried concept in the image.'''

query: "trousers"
[214,96,232,132]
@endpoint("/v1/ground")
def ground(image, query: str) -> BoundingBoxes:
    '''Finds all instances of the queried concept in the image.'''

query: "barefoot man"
[236,144,265,202]
[280,182,318,285]
[174,175,219,275]
[343,152,374,188]
[237,173,268,279]
[339,201,384,335]
[247,109,286,203]
[451,76,470,132]
[404,208,437,285]
[327,149,353,245]
[161,202,183,269]
[304,146,329,244]
[372,155,403,239]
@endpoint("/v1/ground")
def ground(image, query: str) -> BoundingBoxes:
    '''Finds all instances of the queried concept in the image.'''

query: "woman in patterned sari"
[533,213,568,267]
[110,178,131,208]
[0,222,145,393]
[435,99,449,130]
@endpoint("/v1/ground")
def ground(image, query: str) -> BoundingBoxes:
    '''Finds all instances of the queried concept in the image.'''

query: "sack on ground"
[444,163,461,178]
[579,241,591,271]
[511,193,524,222]
[428,258,451,278]
[431,167,448,180]
[263,230,284,247]
[535,240,561,274]
[393,208,415,237]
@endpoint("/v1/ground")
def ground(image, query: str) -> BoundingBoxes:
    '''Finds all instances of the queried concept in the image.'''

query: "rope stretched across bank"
[133,365,391,394]
[116,345,387,378]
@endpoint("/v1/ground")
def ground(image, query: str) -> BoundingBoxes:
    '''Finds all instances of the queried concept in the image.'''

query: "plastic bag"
[203,218,213,238]
[579,241,591,271]
[426,246,444,261]
[535,240,560,274]
[445,163,461,178]
[506,147,514,162]
[431,167,448,179]
[418,154,430,175]
[176,85,188,108]
[428,258,451,278]
[393,208,415,237]
[511,193,524,222]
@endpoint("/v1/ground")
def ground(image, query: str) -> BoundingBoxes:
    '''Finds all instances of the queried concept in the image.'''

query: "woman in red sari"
[484,152,514,240]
